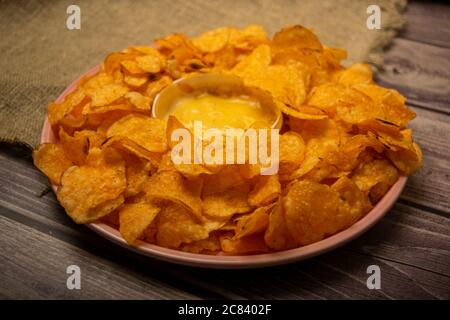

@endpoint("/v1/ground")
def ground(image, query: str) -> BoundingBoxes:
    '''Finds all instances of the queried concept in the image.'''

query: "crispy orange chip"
[107,114,167,153]
[156,203,224,248]
[248,175,281,206]
[56,147,126,223]
[202,184,253,219]
[33,143,73,185]
[119,203,160,244]
[144,170,203,220]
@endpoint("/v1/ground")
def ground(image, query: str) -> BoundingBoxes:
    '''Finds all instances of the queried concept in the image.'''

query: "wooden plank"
[349,202,450,277]
[0,215,199,299]
[402,1,450,49]
[376,38,450,114]
[401,106,450,213]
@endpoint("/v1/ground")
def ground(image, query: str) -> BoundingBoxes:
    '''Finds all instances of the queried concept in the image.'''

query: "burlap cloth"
[0,0,406,149]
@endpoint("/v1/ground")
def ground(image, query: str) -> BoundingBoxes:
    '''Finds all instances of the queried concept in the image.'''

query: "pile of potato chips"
[33,25,422,254]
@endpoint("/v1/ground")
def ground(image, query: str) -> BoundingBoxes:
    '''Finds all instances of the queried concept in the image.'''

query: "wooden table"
[1,1,449,299]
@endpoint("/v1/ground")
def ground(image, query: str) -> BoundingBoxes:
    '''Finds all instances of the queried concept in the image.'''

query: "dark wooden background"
[0,0,449,299]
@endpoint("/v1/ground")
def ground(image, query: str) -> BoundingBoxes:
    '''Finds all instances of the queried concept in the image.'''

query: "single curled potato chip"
[272,25,323,51]
[202,184,253,219]
[144,170,203,220]
[33,143,73,185]
[352,84,415,128]
[59,128,101,166]
[386,141,422,176]
[56,147,126,223]
[88,83,129,107]
[103,136,162,166]
[331,176,372,226]
[232,44,271,75]
[336,63,373,86]
[248,175,281,206]
[120,152,153,197]
[125,92,152,110]
[48,88,86,125]
[220,233,269,254]
[202,165,247,195]
[264,200,296,250]
[121,60,145,74]
[192,27,231,53]
[181,234,221,253]
[283,180,344,245]
[107,114,167,153]
[229,25,269,50]
[136,53,164,73]
[234,59,308,110]
[234,205,272,239]
[279,131,305,175]
[351,159,399,203]
[119,203,160,244]
[156,203,224,248]
[124,74,149,87]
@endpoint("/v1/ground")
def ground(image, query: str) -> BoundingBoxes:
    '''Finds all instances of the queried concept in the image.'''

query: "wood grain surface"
[0,0,449,299]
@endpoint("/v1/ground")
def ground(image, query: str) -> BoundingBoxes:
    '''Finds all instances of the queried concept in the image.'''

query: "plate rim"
[39,64,407,269]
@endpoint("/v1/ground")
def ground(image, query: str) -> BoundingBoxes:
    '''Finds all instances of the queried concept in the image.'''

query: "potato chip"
[125,92,152,110]
[88,83,129,107]
[107,114,167,153]
[192,27,230,53]
[220,233,269,254]
[336,63,373,86]
[103,52,139,74]
[101,210,120,226]
[144,170,203,220]
[234,205,272,239]
[350,159,399,203]
[272,25,322,51]
[202,165,248,195]
[229,25,269,50]
[234,57,308,110]
[145,75,173,100]
[182,232,221,253]
[156,202,223,248]
[279,131,305,175]
[33,143,73,185]
[353,84,415,127]
[331,176,372,226]
[248,175,281,206]
[120,152,152,197]
[281,119,340,181]
[386,141,422,175]
[48,88,86,125]
[308,84,384,124]
[283,180,345,245]
[121,60,145,74]
[59,128,102,166]
[264,200,296,250]
[56,147,126,223]
[202,184,253,219]
[124,74,149,87]
[136,53,164,73]
[327,134,384,171]
[91,195,125,222]
[119,203,160,244]
[231,44,271,75]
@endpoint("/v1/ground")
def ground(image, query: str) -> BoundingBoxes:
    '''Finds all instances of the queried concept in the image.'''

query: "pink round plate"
[40,65,407,269]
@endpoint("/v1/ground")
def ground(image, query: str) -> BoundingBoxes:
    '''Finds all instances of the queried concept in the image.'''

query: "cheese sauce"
[168,93,273,131]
